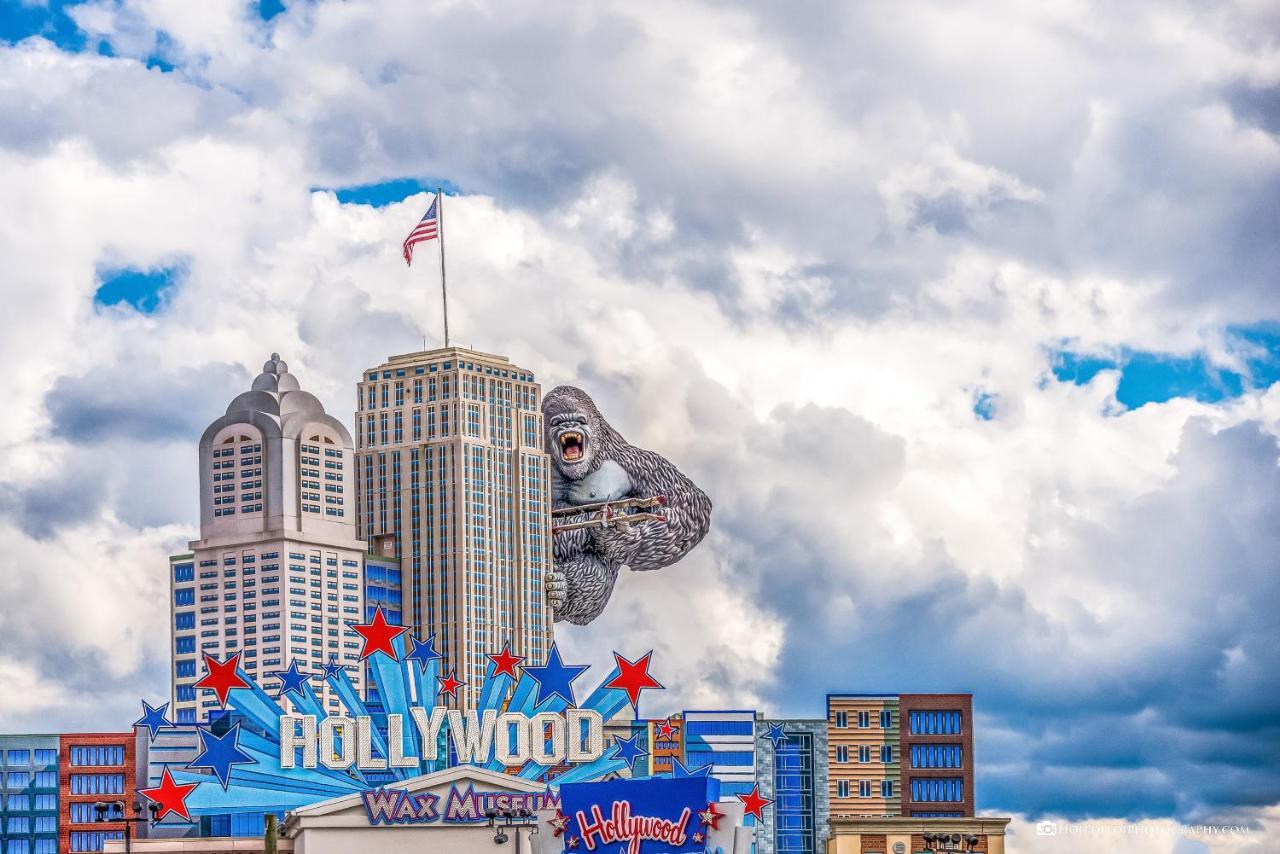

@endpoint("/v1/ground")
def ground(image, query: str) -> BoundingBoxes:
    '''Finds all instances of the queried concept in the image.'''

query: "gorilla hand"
[592,523,644,570]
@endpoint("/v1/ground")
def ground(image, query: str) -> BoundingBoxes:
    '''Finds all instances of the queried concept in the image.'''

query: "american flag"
[402,196,439,266]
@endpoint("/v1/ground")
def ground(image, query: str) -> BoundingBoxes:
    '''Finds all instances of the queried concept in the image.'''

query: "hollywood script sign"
[363,784,560,825]
[279,708,606,770]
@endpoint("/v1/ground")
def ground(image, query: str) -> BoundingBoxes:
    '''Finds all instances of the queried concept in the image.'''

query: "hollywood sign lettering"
[576,800,693,854]
[279,708,605,769]
[362,784,560,825]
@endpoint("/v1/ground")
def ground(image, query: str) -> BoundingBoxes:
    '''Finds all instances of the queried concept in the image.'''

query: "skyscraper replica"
[169,354,367,722]
[356,347,553,707]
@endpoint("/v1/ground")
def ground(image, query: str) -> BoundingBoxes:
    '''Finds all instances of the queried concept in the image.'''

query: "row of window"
[909,710,964,735]
[910,743,964,768]
[69,745,123,768]
[0,751,56,768]
[4,816,56,833]
[4,794,56,810]
[910,777,965,802]
[68,774,124,795]
[4,839,58,854]
[834,745,894,763]
[2,772,56,789]
[70,832,123,853]
[832,709,895,729]
[835,779,895,798]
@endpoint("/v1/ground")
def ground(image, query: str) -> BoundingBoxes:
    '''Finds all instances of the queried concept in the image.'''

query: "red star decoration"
[349,607,409,660]
[548,810,570,836]
[193,652,249,707]
[692,831,705,844]
[604,650,664,708]
[437,671,466,697]
[698,801,724,830]
[565,835,580,849]
[655,717,679,740]
[138,768,199,821]
[487,642,525,679]
[737,785,772,820]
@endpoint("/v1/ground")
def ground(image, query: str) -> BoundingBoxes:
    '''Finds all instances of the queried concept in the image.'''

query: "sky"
[0,1,1277,851]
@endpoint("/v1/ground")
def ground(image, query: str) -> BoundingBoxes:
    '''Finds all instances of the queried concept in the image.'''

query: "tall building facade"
[0,735,60,854]
[827,694,974,819]
[355,347,553,706]
[59,734,135,854]
[755,719,829,854]
[170,354,367,722]
[682,710,757,799]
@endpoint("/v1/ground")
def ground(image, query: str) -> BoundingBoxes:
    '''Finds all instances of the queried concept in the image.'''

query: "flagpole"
[436,188,451,348]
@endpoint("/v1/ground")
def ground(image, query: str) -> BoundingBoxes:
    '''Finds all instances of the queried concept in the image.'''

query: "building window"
[909,710,963,735]
[70,832,124,853]
[836,780,850,798]
[834,711,848,728]
[881,779,894,797]
[68,747,115,770]
[69,773,124,795]
[835,745,848,763]
[857,711,870,728]
[910,744,963,768]
[881,745,893,763]
[858,780,873,797]
[880,709,893,728]
[911,777,964,802]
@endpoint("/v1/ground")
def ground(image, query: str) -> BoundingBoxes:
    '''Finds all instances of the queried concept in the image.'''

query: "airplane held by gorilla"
[541,386,712,625]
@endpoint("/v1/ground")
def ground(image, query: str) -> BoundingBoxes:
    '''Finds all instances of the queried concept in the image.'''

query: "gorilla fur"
[542,385,712,624]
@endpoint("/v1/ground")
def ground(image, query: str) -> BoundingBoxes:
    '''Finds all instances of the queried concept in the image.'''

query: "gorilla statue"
[542,385,712,625]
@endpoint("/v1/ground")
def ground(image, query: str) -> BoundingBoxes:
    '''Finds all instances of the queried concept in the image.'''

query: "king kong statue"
[541,385,712,625]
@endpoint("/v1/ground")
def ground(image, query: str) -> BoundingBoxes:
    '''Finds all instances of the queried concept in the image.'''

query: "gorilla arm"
[601,443,712,573]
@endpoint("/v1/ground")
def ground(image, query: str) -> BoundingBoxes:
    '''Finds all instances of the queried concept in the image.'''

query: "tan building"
[356,347,553,707]
[826,816,1009,854]
[171,354,367,723]
[827,694,975,818]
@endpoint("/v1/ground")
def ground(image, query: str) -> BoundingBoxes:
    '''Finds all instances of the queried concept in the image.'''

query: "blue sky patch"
[1050,323,1280,410]
[94,265,182,314]
[320,177,462,208]
[259,0,287,21]
[1,0,87,50]
[972,391,997,421]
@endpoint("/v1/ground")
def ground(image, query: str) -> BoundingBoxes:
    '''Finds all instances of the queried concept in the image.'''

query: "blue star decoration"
[524,642,590,708]
[133,700,173,740]
[270,660,314,700]
[671,757,712,778]
[321,655,346,681]
[405,634,443,671]
[764,722,788,748]
[187,723,255,789]
[610,733,649,772]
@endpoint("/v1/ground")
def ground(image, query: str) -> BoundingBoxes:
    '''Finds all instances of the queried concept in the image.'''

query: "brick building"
[59,733,137,853]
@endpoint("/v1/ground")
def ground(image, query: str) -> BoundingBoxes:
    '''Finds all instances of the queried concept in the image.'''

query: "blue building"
[756,719,829,854]
[0,736,59,854]
[681,710,757,799]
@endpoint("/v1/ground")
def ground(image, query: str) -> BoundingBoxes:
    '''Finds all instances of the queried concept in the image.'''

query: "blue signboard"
[558,776,722,853]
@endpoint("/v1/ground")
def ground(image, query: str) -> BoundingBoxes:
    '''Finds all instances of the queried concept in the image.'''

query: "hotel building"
[0,735,59,854]
[827,694,975,819]
[754,719,829,854]
[682,710,758,799]
[355,347,553,707]
[170,354,367,722]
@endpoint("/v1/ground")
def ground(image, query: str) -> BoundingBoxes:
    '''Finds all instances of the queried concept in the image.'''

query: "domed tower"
[169,355,375,723]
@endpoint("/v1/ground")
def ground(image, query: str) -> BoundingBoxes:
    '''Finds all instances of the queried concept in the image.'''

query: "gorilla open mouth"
[559,431,585,461]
